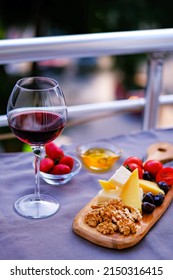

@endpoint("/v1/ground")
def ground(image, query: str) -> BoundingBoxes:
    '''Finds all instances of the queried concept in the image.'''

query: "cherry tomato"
[156,167,173,186]
[124,162,143,179]
[143,160,163,178]
[123,156,143,167]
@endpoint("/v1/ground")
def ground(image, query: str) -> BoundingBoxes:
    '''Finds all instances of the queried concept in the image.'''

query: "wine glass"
[7,77,67,219]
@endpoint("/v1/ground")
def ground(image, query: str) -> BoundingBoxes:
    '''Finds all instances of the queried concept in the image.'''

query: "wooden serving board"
[73,142,173,249]
[146,142,173,163]
[73,187,173,249]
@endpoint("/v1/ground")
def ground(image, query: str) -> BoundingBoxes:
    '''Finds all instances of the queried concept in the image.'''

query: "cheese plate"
[73,186,173,249]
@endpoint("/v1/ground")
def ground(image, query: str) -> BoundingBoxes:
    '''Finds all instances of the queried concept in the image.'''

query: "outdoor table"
[0,128,173,260]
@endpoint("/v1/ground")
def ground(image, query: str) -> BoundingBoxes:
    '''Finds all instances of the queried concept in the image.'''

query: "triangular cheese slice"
[98,165,131,192]
[98,179,115,191]
[121,168,141,211]
[139,179,164,195]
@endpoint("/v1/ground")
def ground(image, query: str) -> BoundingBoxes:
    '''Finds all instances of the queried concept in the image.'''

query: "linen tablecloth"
[0,128,173,260]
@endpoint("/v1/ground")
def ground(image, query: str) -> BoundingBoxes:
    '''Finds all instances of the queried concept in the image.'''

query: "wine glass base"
[14,194,60,219]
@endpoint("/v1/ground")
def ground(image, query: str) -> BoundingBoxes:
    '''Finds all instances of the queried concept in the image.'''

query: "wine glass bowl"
[7,77,67,219]
[7,77,67,146]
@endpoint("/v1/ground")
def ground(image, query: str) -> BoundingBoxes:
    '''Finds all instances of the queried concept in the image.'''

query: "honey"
[80,147,121,172]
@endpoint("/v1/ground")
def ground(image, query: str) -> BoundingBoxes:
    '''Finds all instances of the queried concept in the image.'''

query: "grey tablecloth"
[0,128,173,260]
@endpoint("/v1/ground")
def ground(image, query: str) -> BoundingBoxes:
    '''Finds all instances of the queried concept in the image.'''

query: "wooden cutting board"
[73,142,173,249]
[146,142,173,163]
[73,187,173,249]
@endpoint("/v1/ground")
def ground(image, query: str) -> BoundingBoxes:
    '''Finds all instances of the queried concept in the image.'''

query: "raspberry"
[51,164,71,175]
[45,142,64,161]
[40,157,54,173]
[59,156,74,170]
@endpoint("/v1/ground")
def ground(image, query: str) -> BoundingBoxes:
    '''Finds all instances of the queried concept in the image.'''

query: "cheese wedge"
[97,189,119,203]
[121,168,141,211]
[139,179,164,195]
[98,165,131,193]
[98,179,115,191]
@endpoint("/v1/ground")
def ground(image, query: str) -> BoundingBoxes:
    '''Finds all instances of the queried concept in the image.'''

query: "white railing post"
[0,29,173,130]
[143,53,164,130]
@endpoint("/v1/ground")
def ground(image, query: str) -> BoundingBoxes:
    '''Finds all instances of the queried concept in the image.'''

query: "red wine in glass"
[8,110,66,145]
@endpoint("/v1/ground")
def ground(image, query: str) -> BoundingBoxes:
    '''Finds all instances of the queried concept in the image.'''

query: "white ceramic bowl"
[40,155,82,185]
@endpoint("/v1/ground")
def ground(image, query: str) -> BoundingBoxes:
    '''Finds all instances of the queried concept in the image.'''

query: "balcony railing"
[1,28,173,130]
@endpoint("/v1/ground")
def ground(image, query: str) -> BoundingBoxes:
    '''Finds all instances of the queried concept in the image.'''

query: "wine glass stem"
[33,147,42,200]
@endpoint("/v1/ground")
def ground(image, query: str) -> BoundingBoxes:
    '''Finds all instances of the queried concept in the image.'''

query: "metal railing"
[1,28,173,129]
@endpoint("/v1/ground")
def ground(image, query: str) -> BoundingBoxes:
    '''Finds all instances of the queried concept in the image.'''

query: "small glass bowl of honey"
[76,140,122,172]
